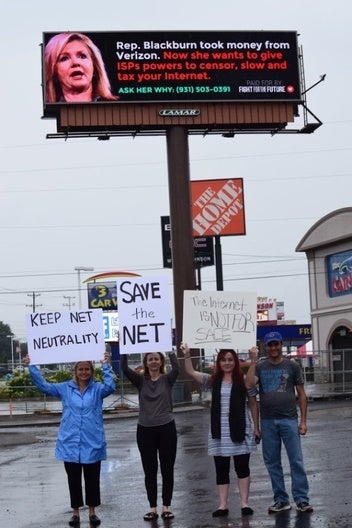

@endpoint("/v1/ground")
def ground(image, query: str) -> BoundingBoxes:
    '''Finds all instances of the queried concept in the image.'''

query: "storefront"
[296,208,352,380]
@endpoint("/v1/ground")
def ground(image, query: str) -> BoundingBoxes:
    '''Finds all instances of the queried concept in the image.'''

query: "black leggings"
[137,420,177,508]
[214,454,251,485]
[64,461,101,508]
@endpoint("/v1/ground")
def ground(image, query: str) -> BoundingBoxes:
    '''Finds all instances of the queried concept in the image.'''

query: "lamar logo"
[159,109,200,117]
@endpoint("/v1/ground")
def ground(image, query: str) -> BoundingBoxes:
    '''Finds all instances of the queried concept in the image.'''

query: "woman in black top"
[121,351,180,521]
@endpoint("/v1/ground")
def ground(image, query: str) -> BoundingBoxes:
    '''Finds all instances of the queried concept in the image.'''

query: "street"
[0,401,351,528]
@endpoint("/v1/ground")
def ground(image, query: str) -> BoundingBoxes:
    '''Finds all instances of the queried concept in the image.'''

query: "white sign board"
[27,309,105,364]
[117,275,172,354]
[183,290,257,350]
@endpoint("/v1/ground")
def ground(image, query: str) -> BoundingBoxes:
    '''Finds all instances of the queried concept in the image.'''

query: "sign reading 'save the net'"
[42,30,301,112]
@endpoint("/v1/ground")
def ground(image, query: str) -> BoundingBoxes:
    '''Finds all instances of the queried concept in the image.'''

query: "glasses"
[266,342,281,348]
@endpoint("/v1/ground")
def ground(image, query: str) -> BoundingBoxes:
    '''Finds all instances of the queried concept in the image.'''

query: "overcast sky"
[1,1,351,340]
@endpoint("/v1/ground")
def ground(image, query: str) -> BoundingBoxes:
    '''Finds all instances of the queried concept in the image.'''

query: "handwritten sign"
[182,290,257,350]
[27,309,105,364]
[116,275,172,354]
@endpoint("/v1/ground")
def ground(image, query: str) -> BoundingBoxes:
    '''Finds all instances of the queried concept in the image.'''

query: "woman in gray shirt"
[121,351,180,521]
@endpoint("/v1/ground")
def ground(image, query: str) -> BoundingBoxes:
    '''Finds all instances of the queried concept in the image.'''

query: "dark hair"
[142,352,166,379]
[212,349,245,386]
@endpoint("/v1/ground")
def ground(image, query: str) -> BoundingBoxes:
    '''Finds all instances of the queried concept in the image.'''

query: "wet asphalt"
[0,400,351,528]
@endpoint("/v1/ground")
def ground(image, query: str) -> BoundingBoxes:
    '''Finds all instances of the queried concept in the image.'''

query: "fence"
[1,349,352,415]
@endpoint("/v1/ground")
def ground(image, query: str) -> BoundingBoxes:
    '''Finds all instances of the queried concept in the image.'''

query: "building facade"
[296,208,352,379]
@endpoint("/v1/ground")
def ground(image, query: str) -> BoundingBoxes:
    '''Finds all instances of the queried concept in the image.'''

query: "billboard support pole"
[215,235,224,291]
[166,126,196,348]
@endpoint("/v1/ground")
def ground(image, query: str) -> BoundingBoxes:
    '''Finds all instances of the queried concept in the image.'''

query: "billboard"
[42,30,301,112]
[161,216,214,268]
[87,281,118,311]
[191,179,245,237]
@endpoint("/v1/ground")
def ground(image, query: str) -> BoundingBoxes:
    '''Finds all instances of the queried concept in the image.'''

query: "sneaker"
[268,502,292,513]
[297,502,313,512]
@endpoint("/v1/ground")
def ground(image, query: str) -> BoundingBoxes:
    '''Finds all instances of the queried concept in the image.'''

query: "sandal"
[161,511,174,519]
[144,512,159,521]
[89,514,101,525]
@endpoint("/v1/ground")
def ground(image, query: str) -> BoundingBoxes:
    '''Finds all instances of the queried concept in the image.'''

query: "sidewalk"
[0,381,351,430]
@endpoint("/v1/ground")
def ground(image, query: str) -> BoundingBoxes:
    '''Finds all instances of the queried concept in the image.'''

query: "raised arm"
[24,355,61,398]
[245,346,259,389]
[101,351,116,397]
[167,351,180,384]
[120,354,141,388]
[180,342,203,385]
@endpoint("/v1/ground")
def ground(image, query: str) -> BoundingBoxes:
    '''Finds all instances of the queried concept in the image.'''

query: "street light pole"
[7,335,14,373]
[74,266,94,310]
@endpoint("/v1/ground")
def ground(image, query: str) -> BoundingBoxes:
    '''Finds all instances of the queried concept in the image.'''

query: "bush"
[5,371,40,398]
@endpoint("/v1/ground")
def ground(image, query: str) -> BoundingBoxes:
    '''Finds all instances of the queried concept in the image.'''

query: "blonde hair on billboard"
[45,32,118,103]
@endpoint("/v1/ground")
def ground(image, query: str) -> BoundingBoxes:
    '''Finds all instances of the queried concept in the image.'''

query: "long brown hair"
[212,349,245,386]
[142,353,166,379]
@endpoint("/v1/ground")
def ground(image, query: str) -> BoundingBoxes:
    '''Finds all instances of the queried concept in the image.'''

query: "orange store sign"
[191,179,245,237]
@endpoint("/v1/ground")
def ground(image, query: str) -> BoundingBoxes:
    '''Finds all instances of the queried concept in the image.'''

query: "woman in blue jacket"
[27,352,115,527]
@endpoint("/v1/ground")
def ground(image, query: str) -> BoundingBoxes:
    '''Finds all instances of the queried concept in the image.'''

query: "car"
[40,367,56,375]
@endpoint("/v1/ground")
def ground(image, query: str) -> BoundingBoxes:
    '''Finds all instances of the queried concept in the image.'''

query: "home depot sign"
[191,179,245,237]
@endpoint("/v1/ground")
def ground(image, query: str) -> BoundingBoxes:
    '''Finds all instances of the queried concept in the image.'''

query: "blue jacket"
[29,364,115,463]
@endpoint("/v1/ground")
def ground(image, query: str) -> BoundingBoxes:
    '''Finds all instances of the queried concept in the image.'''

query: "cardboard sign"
[183,290,257,350]
[117,275,172,354]
[26,309,106,365]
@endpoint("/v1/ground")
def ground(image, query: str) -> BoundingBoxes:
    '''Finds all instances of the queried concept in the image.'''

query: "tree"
[0,321,13,367]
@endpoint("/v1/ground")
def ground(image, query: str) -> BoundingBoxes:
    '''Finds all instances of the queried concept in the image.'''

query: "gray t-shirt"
[121,353,180,427]
[255,358,304,419]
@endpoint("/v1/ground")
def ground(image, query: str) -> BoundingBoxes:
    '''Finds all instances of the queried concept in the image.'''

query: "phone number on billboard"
[176,86,231,93]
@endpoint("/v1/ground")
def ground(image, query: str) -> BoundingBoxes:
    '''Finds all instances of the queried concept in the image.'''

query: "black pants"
[137,420,177,508]
[64,461,101,508]
[214,454,251,485]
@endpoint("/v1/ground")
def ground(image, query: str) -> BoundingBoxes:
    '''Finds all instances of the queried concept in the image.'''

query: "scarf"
[210,377,246,443]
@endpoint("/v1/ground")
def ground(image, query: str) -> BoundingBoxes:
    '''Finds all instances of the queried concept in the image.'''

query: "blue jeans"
[261,418,309,505]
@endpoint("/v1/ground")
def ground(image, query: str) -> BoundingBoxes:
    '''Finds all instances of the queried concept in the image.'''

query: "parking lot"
[1,400,351,528]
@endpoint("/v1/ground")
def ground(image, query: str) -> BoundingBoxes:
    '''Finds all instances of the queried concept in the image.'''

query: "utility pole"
[26,292,42,312]
[74,266,94,309]
[63,295,75,310]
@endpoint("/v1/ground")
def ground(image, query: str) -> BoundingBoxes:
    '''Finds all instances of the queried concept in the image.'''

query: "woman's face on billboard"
[55,39,94,100]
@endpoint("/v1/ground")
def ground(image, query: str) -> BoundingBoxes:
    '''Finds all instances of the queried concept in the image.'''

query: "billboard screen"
[42,30,301,109]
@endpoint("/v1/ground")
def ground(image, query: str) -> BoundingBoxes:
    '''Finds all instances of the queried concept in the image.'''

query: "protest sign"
[27,309,105,364]
[183,290,257,350]
[116,275,172,354]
